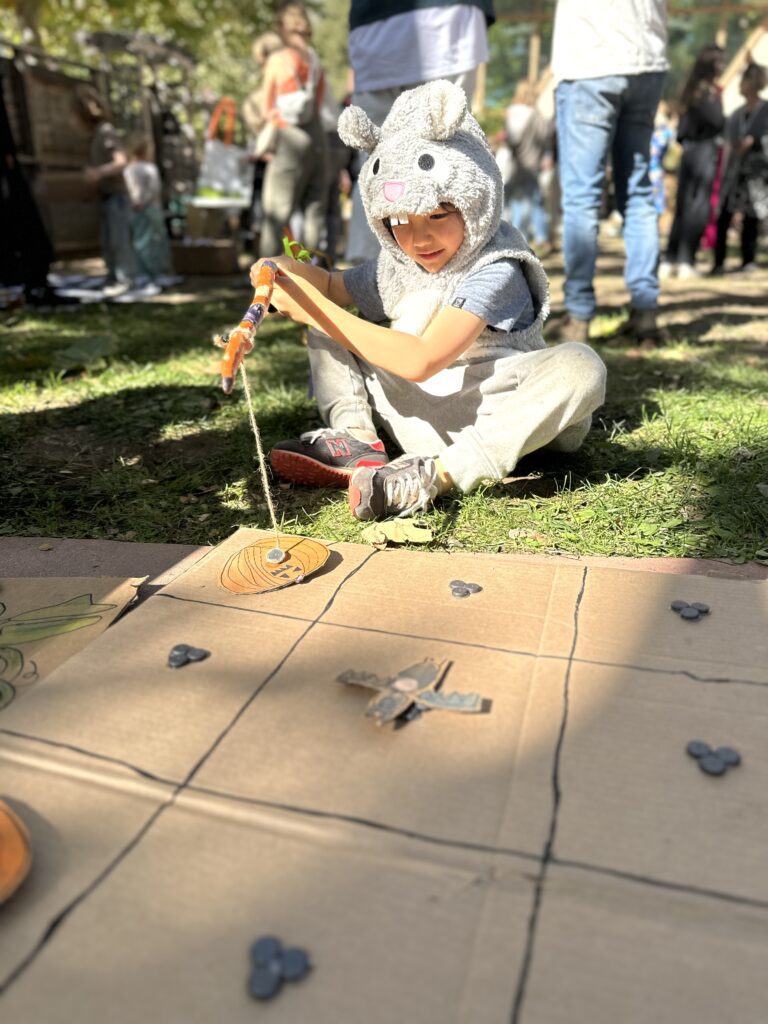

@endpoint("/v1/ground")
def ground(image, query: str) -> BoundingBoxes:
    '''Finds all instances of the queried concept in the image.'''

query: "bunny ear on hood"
[419,79,468,141]
[338,105,381,152]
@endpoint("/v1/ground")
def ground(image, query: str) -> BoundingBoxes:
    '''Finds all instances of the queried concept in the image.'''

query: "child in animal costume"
[249,79,606,521]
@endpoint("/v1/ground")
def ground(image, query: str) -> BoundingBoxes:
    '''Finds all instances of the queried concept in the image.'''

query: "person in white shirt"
[344,1,494,263]
[550,0,668,346]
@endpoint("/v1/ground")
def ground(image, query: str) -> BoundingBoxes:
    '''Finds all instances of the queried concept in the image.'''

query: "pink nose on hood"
[383,180,405,202]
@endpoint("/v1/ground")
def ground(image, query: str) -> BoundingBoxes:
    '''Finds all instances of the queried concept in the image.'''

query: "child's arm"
[257,260,486,382]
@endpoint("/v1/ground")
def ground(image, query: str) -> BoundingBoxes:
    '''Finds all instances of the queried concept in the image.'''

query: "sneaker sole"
[271,450,385,489]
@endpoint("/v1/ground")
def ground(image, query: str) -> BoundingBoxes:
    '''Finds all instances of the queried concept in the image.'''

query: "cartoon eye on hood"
[338,80,503,275]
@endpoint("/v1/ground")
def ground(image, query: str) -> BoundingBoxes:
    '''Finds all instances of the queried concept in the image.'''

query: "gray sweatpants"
[259,121,328,258]
[308,330,607,492]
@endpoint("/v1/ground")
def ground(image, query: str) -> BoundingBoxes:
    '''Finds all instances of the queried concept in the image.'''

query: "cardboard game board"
[0,530,766,1022]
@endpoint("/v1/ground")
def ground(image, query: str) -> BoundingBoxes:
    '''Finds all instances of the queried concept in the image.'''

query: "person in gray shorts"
[248,80,606,522]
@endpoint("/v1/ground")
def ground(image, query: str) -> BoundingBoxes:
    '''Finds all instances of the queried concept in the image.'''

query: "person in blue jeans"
[550,1,668,346]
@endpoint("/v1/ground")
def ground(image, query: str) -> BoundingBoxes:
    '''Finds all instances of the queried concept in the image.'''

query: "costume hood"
[338,79,503,277]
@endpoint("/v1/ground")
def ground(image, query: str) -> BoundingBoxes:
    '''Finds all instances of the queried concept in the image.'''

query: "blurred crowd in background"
[0,0,766,312]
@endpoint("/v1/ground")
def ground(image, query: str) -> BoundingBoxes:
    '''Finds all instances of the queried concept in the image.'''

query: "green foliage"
[1,0,350,111]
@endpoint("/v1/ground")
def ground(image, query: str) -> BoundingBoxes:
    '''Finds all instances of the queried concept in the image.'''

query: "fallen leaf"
[508,528,547,541]
[51,334,118,371]
[38,543,53,551]
[361,520,434,547]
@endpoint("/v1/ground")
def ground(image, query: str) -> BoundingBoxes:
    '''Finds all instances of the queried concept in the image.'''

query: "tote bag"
[196,97,254,201]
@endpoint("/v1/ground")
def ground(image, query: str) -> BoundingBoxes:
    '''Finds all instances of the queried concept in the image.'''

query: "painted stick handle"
[220,261,277,394]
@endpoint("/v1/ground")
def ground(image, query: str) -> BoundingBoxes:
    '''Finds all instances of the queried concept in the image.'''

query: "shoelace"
[383,458,438,517]
[302,427,347,445]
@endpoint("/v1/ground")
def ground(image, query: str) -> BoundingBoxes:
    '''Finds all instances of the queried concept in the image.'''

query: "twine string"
[238,361,282,550]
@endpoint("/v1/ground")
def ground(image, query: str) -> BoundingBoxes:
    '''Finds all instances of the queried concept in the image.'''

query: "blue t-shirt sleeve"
[342,259,388,323]
[449,258,536,333]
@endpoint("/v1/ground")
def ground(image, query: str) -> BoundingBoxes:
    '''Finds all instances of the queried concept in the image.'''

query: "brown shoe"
[548,314,591,344]
[603,308,667,348]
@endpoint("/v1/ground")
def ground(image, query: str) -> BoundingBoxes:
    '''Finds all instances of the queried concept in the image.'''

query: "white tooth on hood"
[389,216,400,226]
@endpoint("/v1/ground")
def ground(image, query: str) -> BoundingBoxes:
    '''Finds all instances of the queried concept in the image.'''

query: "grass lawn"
[1,278,767,563]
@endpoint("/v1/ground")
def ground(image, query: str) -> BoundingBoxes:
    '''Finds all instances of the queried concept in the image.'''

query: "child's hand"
[270,264,319,326]
[248,255,294,289]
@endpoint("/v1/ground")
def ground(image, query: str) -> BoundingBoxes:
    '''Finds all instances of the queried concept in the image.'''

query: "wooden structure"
[0,33,198,259]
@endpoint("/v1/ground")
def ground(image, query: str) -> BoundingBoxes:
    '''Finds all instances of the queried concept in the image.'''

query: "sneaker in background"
[676,263,700,280]
[270,427,388,488]
[349,455,440,521]
[658,260,675,279]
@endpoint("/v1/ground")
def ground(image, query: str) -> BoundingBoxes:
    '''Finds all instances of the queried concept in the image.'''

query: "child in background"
[124,137,172,286]
[249,80,606,522]
[712,62,768,275]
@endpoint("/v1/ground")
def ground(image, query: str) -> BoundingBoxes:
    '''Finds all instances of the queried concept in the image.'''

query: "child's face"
[390,205,465,273]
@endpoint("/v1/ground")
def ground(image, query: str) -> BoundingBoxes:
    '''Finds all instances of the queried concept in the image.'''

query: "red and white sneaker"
[270,428,388,488]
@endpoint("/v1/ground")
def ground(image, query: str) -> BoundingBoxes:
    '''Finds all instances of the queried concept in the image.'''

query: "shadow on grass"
[0,380,323,543]
[0,300,299,387]
[1,342,766,560]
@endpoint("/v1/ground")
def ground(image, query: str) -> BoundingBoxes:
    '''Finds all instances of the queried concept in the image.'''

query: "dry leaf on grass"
[361,520,434,548]
[508,528,547,541]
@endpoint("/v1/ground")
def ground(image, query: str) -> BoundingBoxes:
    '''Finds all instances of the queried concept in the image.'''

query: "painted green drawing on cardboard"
[0,594,117,710]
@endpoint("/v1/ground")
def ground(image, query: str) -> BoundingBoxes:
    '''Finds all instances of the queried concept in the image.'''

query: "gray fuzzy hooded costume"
[337,79,549,356]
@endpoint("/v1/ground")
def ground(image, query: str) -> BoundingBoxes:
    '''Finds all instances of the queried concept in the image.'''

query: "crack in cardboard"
[509,565,589,1024]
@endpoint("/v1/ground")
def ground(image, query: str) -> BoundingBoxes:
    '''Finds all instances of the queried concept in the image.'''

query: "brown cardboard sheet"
[0,798,535,1024]
[542,565,767,679]
[522,865,768,1024]
[0,577,142,709]
[0,732,172,981]
[1,529,766,1020]
[0,594,312,781]
[552,660,768,901]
